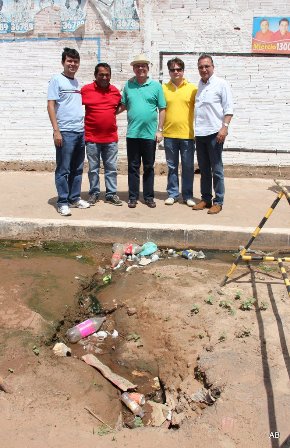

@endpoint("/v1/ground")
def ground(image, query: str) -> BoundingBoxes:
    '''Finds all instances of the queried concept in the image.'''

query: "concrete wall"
[0,0,289,166]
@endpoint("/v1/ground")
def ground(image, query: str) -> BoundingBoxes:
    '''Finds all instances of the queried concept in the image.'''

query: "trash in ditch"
[126,265,139,272]
[121,392,144,417]
[76,255,83,260]
[93,330,108,341]
[190,387,216,405]
[139,242,158,256]
[146,401,170,426]
[0,376,13,394]
[32,345,40,356]
[182,249,195,260]
[128,392,146,405]
[53,342,72,357]
[139,257,152,266]
[123,243,142,255]
[82,354,137,391]
[66,317,106,343]
[102,274,112,285]
[196,250,205,259]
[111,329,118,338]
[151,253,159,262]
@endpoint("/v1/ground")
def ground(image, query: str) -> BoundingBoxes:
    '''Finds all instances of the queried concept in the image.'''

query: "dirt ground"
[0,242,290,448]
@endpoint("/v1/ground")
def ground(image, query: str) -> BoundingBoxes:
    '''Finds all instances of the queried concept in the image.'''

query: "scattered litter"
[113,259,125,270]
[151,254,159,262]
[0,376,12,394]
[139,257,152,266]
[168,249,175,255]
[126,265,139,272]
[132,370,149,378]
[76,255,83,259]
[102,274,112,285]
[139,242,158,256]
[121,392,144,417]
[111,329,118,338]
[190,387,216,405]
[74,276,80,279]
[53,342,72,357]
[82,354,137,391]
[196,250,206,259]
[182,249,195,260]
[32,345,40,356]
[8,368,14,373]
[93,331,108,341]
[127,307,137,316]
[128,392,146,405]
[66,317,106,343]
[147,401,169,426]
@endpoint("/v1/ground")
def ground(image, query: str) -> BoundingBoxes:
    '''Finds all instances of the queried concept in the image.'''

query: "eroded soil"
[0,243,290,448]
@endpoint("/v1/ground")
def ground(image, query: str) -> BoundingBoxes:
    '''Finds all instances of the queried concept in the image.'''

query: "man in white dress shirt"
[193,54,233,215]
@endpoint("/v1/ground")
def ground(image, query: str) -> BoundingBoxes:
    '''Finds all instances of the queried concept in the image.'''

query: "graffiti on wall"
[0,0,139,34]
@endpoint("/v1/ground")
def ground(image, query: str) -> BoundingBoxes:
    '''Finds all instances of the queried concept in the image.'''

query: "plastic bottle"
[124,243,142,255]
[66,317,106,343]
[121,392,144,417]
[111,243,125,268]
[128,392,146,405]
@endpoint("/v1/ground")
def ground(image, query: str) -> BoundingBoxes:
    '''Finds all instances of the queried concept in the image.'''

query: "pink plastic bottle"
[66,317,106,343]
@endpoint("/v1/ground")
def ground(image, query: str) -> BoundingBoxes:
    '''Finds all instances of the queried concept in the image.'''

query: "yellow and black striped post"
[277,258,290,299]
[241,256,290,263]
[220,190,284,286]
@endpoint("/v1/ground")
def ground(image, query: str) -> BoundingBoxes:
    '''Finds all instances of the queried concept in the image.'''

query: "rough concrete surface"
[1,171,290,250]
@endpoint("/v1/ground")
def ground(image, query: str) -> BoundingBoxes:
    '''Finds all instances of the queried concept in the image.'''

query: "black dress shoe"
[145,200,156,208]
[128,199,137,208]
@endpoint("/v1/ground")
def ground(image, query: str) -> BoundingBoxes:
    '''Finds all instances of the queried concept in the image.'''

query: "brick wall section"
[0,0,289,166]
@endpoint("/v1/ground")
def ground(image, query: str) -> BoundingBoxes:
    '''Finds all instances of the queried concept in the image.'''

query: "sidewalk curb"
[1,217,289,250]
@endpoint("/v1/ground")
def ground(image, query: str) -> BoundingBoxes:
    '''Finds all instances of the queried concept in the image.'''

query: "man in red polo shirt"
[81,63,122,205]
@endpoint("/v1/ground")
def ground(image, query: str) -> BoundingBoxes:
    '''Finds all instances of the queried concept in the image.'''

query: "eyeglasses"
[198,65,212,70]
[169,68,183,72]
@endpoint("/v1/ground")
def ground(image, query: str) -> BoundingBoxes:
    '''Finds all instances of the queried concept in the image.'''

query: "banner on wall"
[0,0,139,34]
[252,16,290,54]
[90,0,139,31]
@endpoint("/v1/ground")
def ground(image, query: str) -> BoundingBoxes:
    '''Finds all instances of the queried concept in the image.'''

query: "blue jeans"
[86,142,118,198]
[55,131,85,206]
[164,138,195,200]
[195,133,224,205]
[126,138,156,201]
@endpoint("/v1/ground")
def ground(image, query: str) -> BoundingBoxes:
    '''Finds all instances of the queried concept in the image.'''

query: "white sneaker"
[164,197,177,205]
[57,205,72,216]
[184,199,196,207]
[70,199,90,209]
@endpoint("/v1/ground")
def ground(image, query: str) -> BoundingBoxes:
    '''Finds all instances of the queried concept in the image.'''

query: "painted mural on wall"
[0,0,139,34]
[252,16,290,54]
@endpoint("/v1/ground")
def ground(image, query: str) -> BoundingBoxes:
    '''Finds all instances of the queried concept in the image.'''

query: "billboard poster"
[252,16,290,54]
[59,0,86,33]
[0,0,35,34]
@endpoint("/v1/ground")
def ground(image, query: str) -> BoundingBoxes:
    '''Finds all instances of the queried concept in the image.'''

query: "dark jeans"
[126,138,156,201]
[195,133,224,205]
[55,131,85,206]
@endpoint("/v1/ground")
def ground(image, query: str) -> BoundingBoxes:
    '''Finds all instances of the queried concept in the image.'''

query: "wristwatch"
[223,123,229,128]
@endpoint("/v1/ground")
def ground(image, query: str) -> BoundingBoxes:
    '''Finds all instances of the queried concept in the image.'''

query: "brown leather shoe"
[207,204,222,214]
[192,200,212,210]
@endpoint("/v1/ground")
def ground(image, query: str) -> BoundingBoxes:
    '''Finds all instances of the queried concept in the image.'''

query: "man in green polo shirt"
[119,54,166,208]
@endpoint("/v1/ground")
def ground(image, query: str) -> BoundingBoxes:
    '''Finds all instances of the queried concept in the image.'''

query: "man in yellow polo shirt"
[162,58,197,206]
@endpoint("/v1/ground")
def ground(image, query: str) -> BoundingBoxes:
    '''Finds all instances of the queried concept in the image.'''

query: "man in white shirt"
[193,54,233,214]
[47,47,90,216]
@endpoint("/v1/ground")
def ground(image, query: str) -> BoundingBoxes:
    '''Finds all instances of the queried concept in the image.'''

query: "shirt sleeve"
[157,83,166,109]
[47,76,60,101]
[221,81,234,115]
[121,82,128,105]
